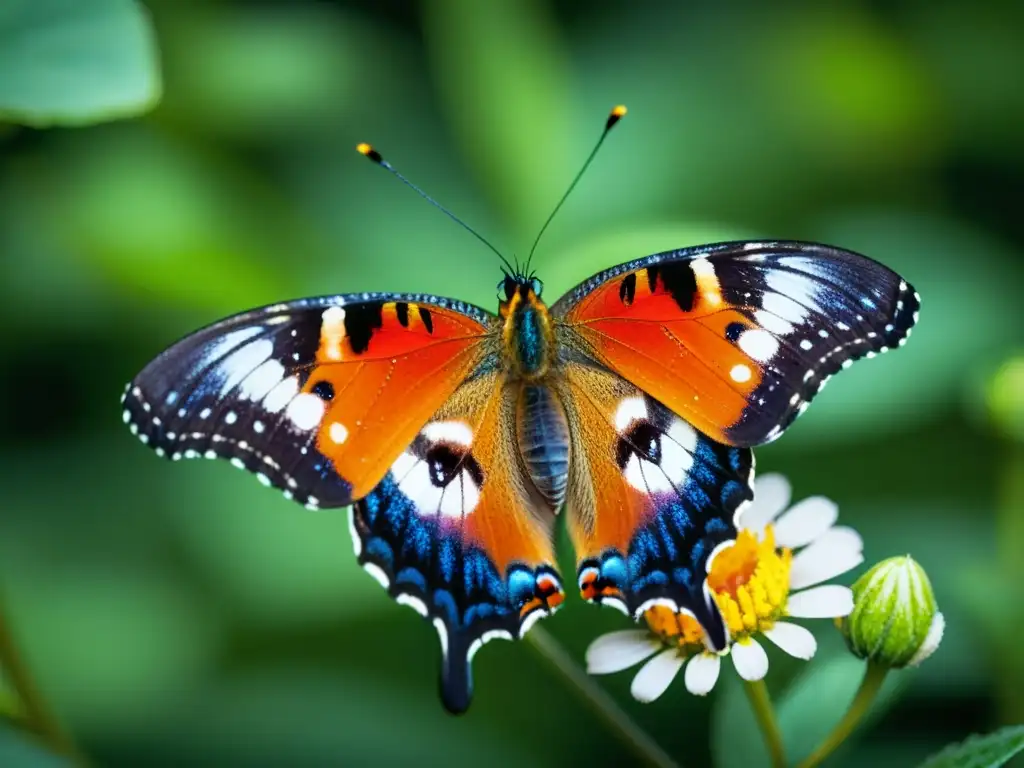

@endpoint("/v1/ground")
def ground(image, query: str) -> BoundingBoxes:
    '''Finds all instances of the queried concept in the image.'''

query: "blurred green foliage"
[1,1,1023,766]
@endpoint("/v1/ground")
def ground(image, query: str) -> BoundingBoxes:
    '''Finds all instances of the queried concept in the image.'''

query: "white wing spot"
[754,310,793,335]
[286,393,326,431]
[329,422,349,444]
[218,339,274,396]
[614,396,648,432]
[238,359,286,402]
[320,306,347,361]
[730,364,752,383]
[738,329,779,363]
[264,376,299,413]
[422,420,474,447]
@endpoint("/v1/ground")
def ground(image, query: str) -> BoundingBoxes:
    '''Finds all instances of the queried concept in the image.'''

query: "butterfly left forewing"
[558,363,754,650]
[351,371,564,713]
[122,293,494,508]
[553,241,919,447]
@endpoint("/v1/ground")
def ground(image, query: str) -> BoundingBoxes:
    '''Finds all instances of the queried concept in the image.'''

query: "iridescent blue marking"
[352,470,561,714]
[514,305,546,374]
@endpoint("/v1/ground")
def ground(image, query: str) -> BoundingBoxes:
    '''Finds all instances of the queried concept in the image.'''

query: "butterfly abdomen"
[516,385,570,510]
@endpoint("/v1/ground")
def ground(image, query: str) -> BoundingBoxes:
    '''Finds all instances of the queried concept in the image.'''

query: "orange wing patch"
[559,260,763,445]
[427,374,558,577]
[308,299,493,500]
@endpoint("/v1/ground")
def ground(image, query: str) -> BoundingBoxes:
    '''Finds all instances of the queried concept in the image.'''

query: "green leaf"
[919,725,1024,768]
[0,0,161,126]
[13,126,296,314]
[0,723,69,767]
[158,5,355,140]
[422,0,573,238]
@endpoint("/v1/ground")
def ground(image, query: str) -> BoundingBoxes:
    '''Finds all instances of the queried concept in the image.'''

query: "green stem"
[526,627,681,768]
[797,661,888,768]
[743,679,786,768]
[0,593,83,764]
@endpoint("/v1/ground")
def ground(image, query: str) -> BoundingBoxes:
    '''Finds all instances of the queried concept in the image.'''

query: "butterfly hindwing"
[559,363,754,650]
[553,241,919,447]
[122,293,494,508]
[351,371,564,713]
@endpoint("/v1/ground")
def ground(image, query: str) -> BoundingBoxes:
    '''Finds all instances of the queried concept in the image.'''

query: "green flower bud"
[838,555,944,668]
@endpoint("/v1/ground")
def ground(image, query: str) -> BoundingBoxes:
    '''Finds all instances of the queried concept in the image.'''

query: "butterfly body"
[123,241,919,713]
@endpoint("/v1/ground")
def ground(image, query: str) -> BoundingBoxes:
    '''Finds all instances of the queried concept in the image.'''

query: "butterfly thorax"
[499,280,556,380]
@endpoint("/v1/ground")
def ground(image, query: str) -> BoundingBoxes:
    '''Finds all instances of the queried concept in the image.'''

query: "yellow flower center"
[644,525,792,649]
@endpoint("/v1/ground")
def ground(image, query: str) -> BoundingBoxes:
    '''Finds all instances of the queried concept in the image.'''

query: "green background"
[1,0,1023,766]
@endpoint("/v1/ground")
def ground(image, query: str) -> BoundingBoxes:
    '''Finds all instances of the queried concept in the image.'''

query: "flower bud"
[838,555,943,668]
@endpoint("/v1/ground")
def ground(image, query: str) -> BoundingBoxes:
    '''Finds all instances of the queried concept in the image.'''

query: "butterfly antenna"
[356,142,517,276]
[524,105,627,275]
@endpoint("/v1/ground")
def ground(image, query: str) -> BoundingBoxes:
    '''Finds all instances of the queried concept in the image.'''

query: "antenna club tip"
[356,142,383,163]
[606,105,627,130]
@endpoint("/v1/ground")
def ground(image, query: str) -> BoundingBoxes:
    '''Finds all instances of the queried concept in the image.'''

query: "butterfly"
[121,107,919,713]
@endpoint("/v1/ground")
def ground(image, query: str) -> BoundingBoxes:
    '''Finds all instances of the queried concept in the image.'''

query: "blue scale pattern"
[354,471,559,714]
[577,398,754,652]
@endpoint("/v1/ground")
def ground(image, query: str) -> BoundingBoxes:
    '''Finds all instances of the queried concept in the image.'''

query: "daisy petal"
[684,653,721,696]
[730,638,769,681]
[630,649,685,703]
[789,527,864,590]
[739,473,791,534]
[763,621,817,660]
[586,630,662,674]
[773,496,838,549]
[787,585,854,619]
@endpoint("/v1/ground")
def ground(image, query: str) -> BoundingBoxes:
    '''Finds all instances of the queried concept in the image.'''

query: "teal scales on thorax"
[503,283,570,511]
[513,303,548,376]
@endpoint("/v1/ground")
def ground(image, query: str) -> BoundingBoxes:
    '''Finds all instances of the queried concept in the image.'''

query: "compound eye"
[529,277,543,296]
[497,276,517,301]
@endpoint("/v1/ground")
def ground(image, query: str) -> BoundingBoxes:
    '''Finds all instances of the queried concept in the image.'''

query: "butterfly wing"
[553,241,919,446]
[351,371,564,713]
[558,363,753,649]
[122,293,495,508]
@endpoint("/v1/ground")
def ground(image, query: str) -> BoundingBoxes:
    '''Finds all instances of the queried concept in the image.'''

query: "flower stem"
[525,627,681,768]
[0,593,84,764]
[796,661,888,768]
[743,679,786,768]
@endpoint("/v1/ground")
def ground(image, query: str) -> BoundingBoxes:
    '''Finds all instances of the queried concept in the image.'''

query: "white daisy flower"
[585,473,863,702]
